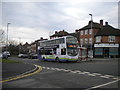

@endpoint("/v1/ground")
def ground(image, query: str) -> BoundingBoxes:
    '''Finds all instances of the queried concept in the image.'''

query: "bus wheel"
[55,57,59,62]
[42,57,46,61]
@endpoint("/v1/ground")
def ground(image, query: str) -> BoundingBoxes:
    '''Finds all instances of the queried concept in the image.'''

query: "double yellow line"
[0,64,42,83]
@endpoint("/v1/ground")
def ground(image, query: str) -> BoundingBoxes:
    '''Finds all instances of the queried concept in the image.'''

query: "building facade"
[76,20,120,58]
[94,22,120,58]
[76,20,102,57]
[29,37,47,54]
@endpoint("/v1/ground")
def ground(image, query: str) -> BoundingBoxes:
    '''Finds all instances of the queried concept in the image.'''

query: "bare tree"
[0,29,5,44]
[0,29,5,53]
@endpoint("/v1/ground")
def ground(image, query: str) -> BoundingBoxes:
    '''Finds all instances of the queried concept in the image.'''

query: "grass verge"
[0,59,22,63]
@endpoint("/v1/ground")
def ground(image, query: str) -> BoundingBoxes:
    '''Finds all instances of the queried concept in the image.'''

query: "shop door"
[104,48,109,57]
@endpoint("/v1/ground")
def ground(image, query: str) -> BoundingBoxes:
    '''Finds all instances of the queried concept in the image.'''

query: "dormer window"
[108,36,115,42]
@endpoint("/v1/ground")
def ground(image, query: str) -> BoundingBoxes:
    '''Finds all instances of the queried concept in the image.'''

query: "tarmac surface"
[2,62,36,79]
[2,58,119,80]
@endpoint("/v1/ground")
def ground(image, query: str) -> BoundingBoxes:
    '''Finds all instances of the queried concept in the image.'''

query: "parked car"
[0,53,8,59]
[18,54,28,58]
[3,51,10,57]
[28,53,38,59]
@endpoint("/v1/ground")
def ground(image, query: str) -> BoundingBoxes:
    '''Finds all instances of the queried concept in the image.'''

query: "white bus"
[38,36,79,62]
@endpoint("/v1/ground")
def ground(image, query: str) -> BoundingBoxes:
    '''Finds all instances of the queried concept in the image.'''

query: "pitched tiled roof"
[95,25,120,36]
[50,30,69,37]
[79,21,100,30]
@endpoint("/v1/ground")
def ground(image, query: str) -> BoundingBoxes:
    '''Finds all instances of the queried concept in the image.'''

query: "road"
[3,57,120,89]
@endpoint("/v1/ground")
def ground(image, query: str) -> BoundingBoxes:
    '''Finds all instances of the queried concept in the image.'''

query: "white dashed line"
[73,70,82,73]
[87,74,96,76]
[100,76,110,79]
[92,73,101,76]
[78,72,86,75]
[83,72,90,74]
[104,75,114,78]
[70,71,77,73]
[42,66,118,80]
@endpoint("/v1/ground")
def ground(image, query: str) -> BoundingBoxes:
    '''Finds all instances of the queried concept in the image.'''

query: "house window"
[81,31,83,35]
[85,38,88,44]
[108,36,115,42]
[89,38,92,44]
[80,39,83,44]
[89,29,92,34]
[96,36,101,42]
[85,29,88,35]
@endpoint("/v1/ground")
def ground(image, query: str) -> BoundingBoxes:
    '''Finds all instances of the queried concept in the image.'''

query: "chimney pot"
[55,31,57,34]
[105,22,108,25]
[100,20,103,28]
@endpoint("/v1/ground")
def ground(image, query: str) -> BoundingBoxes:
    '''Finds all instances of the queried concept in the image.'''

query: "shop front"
[94,44,119,58]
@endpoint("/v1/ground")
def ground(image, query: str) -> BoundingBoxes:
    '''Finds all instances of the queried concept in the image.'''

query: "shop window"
[109,48,118,55]
[95,48,103,55]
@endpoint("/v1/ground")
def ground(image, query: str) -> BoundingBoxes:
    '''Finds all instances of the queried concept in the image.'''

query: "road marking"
[63,69,71,72]
[78,72,86,75]
[42,66,118,80]
[85,78,120,90]
[46,67,50,69]
[100,76,111,79]
[92,73,101,76]
[74,70,82,73]
[83,72,90,74]
[0,64,42,83]
[104,75,114,78]
[70,71,77,73]
[87,74,96,76]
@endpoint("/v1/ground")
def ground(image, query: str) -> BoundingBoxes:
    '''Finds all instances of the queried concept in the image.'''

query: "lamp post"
[6,23,11,51]
[89,14,93,60]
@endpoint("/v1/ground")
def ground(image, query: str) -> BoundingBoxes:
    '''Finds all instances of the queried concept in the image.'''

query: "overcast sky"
[2,0,119,44]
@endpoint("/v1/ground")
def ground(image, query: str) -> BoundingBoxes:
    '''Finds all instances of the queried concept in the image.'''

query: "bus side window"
[53,48,56,54]
[61,48,66,55]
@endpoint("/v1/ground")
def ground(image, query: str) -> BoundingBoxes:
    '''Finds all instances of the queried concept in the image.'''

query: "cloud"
[2,2,118,44]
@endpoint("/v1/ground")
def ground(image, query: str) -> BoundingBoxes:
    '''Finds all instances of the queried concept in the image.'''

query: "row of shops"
[78,44,120,59]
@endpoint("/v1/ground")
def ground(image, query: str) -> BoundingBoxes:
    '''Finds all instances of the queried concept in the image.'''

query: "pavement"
[79,58,119,62]
[2,62,36,80]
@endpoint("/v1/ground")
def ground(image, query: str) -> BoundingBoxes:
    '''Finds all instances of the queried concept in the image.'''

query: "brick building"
[76,20,120,58]
[50,30,69,39]
[94,22,120,58]
[76,20,102,57]
[29,37,47,54]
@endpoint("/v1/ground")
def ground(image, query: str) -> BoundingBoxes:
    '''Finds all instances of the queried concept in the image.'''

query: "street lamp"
[6,23,11,51]
[89,14,93,60]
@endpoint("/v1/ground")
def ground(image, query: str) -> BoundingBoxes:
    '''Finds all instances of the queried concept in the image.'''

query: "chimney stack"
[105,22,108,25]
[100,19,103,28]
[55,31,58,34]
